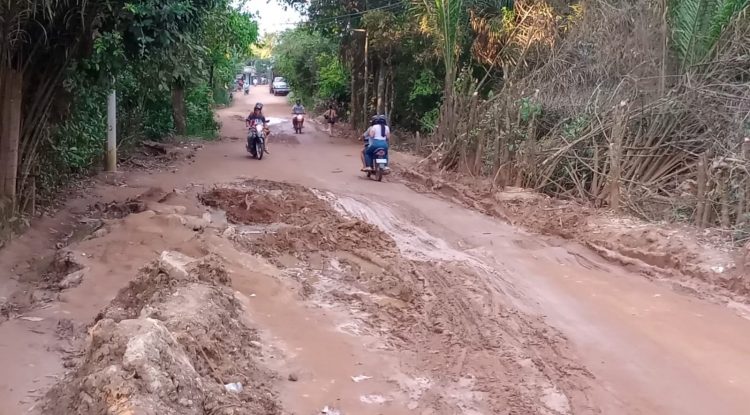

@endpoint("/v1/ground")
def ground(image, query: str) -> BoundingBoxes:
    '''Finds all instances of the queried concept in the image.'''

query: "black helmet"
[376,114,387,124]
[370,115,379,125]
[295,99,301,105]
[254,102,263,110]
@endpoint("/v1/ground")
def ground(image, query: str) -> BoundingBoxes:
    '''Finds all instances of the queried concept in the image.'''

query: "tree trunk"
[171,81,187,136]
[376,59,386,115]
[388,67,396,122]
[0,68,23,205]
[350,30,367,131]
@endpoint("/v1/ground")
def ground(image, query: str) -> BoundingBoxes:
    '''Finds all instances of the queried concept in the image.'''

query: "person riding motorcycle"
[362,114,390,172]
[246,103,270,154]
[360,116,378,170]
[243,82,250,95]
[292,100,305,115]
[292,99,306,132]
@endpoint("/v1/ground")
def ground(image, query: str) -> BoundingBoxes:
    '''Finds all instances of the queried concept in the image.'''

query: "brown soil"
[199,180,335,225]
[395,161,746,304]
[203,180,597,414]
[43,253,280,415]
[3,84,750,415]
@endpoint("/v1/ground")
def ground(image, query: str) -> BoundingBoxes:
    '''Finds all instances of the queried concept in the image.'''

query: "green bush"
[187,83,218,138]
[316,53,349,103]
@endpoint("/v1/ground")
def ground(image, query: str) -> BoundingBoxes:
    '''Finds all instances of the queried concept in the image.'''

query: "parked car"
[270,77,290,96]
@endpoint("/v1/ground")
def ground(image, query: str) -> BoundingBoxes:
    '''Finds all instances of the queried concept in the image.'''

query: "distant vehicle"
[270,77,290,96]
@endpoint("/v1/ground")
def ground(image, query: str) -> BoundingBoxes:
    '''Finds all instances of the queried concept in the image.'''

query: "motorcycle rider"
[246,102,270,154]
[363,114,390,172]
[360,116,377,170]
[243,82,250,95]
[292,99,305,115]
[292,99,306,131]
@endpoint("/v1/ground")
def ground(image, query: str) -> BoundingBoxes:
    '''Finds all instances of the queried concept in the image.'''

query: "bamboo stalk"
[608,102,628,211]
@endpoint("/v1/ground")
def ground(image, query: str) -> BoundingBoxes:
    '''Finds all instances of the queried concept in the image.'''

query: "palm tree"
[670,0,749,69]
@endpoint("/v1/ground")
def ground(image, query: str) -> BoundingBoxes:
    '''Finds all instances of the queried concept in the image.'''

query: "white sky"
[240,0,305,35]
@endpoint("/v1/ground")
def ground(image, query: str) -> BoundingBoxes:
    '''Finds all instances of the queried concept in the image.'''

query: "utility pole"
[106,88,117,172]
[363,29,369,128]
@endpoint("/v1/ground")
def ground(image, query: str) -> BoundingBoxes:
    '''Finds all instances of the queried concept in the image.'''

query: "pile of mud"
[200,180,335,225]
[43,252,280,415]
[397,164,747,303]
[201,181,394,258]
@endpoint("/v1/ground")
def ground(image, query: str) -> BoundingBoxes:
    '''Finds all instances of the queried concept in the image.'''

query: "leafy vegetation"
[670,0,749,68]
[273,0,750,233]
[272,29,346,107]
[0,0,259,215]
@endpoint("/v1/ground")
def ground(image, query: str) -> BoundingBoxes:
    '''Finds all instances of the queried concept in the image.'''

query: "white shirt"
[368,125,390,141]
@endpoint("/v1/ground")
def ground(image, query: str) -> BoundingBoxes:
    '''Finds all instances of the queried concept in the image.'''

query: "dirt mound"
[199,181,335,225]
[200,181,397,259]
[42,249,85,290]
[397,163,744,304]
[44,252,280,415]
[249,219,395,260]
[122,140,201,171]
[91,198,147,219]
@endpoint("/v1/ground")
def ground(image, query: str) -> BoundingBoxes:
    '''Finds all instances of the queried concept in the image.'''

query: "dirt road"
[2,87,750,414]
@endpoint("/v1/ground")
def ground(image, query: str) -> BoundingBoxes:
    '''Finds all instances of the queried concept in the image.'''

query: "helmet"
[254,103,263,110]
[376,114,387,124]
[295,99,301,105]
[370,115,379,125]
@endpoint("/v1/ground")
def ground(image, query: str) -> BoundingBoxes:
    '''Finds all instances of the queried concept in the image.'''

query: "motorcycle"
[292,114,304,134]
[365,147,389,182]
[246,123,265,160]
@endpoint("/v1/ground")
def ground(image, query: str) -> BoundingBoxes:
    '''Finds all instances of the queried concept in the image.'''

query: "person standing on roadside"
[323,105,338,136]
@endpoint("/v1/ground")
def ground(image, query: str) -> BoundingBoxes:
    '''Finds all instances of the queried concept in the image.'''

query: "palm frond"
[670,0,750,68]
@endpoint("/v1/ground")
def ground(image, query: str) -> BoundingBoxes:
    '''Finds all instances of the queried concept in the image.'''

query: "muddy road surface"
[1,88,750,414]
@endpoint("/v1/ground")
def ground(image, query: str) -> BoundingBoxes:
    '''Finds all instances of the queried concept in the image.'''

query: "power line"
[309,2,403,24]
[270,2,404,27]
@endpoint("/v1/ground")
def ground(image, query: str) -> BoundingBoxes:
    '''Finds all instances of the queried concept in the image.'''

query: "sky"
[241,0,305,35]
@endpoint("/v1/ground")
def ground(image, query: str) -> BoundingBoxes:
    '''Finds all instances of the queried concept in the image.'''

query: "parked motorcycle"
[292,114,304,134]
[365,148,389,182]
[247,124,265,160]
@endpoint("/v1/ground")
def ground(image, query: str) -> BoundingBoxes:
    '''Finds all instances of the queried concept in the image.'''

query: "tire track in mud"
[205,181,600,414]
[325,194,599,415]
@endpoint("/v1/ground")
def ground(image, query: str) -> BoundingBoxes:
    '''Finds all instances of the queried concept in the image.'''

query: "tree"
[0,0,258,219]
[670,0,750,68]
[273,28,344,104]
